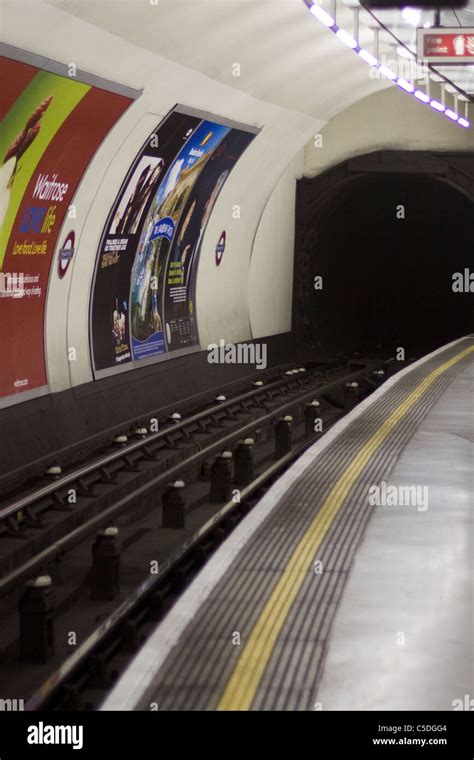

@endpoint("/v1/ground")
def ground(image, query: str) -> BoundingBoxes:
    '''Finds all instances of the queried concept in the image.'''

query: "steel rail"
[0,362,388,597]
[26,418,342,711]
[0,367,311,522]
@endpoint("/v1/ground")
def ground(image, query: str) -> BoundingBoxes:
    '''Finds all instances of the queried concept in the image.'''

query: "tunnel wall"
[2,2,321,406]
[4,0,471,406]
[293,150,474,359]
[304,85,474,178]
[0,0,472,486]
[248,152,303,340]
[0,3,317,485]
[300,86,473,357]
[47,102,313,397]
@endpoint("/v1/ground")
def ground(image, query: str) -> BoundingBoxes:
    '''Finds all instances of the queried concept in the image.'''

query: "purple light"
[414,90,430,103]
[379,65,397,81]
[397,78,414,93]
[303,1,469,129]
[336,28,358,48]
[359,48,378,67]
[445,109,459,121]
[309,3,335,27]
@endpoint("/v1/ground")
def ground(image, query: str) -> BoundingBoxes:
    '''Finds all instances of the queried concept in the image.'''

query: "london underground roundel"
[215,231,226,266]
[58,230,75,278]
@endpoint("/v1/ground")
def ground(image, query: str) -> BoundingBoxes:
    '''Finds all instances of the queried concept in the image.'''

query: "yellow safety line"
[217,345,474,710]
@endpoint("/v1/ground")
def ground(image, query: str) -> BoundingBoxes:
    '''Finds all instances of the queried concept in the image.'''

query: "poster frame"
[0,42,142,100]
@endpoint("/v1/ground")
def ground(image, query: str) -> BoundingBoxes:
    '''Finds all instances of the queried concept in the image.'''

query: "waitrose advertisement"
[0,54,132,404]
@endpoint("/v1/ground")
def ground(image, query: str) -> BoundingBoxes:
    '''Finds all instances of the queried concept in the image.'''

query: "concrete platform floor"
[316,362,473,710]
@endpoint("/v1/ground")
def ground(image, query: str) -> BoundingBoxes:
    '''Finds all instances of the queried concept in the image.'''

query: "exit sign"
[417,28,474,63]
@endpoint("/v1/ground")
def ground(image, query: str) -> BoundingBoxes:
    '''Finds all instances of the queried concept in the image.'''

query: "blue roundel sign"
[215,231,226,266]
[58,230,75,279]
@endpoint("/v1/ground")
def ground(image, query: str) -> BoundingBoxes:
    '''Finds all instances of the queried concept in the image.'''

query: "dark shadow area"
[295,164,474,358]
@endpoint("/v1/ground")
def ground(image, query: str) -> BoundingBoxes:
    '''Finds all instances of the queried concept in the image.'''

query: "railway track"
[0,363,317,583]
[0,358,370,590]
[0,353,402,710]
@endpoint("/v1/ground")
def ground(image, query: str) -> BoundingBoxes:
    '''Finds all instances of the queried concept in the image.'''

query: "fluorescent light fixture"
[397,78,414,93]
[445,109,459,121]
[401,7,421,26]
[379,64,397,80]
[302,1,469,130]
[309,4,335,27]
[359,48,378,67]
[336,28,358,48]
[414,90,430,103]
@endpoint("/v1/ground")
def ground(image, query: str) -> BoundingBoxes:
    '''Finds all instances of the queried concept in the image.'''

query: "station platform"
[102,336,474,711]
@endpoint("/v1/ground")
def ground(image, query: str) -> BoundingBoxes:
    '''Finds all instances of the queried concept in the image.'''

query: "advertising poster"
[163,128,255,351]
[0,54,133,404]
[90,106,257,376]
[91,111,201,370]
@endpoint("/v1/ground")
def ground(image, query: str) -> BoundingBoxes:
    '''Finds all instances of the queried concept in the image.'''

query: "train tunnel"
[294,161,474,356]
[0,0,473,744]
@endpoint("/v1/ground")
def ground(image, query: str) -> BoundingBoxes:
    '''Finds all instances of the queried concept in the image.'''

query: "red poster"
[0,56,133,404]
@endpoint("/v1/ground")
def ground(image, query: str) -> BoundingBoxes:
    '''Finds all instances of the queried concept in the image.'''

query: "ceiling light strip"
[303,0,470,129]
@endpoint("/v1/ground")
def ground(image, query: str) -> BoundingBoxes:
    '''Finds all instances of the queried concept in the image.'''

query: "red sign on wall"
[0,55,133,406]
[417,28,474,63]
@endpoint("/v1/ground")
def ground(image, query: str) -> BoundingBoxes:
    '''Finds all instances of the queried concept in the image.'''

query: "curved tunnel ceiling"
[42,0,392,121]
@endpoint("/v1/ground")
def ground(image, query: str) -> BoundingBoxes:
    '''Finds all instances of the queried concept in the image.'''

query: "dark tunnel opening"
[295,173,474,358]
